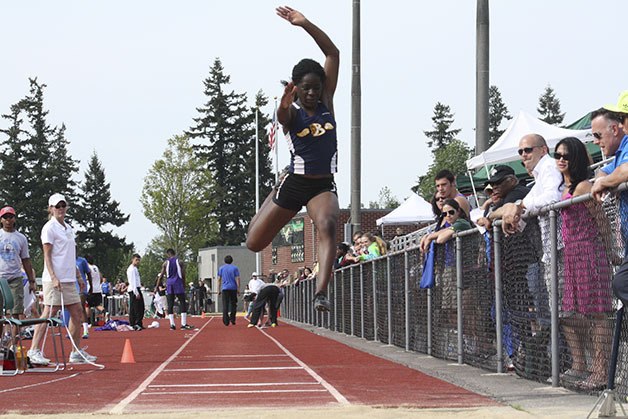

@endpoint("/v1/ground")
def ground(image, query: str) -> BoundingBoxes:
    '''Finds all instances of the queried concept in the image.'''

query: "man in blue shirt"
[591,92,628,304]
[217,255,240,326]
[76,255,93,338]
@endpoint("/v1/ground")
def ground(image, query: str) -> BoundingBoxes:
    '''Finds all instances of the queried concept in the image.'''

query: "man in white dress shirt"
[501,133,563,234]
[126,254,144,331]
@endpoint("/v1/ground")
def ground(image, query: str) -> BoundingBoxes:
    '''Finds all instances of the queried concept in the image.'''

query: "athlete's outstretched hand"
[280,81,296,110]
[276,6,307,26]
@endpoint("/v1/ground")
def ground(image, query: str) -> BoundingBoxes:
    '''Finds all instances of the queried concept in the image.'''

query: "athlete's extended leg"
[247,190,298,252]
[306,191,339,310]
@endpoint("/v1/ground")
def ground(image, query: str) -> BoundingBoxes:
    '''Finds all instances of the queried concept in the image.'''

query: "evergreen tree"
[47,123,79,201]
[188,59,273,245]
[368,186,401,209]
[413,139,472,200]
[73,152,132,275]
[0,78,78,253]
[537,85,565,126]
[488,85,512,148]
[0,107,32,219]
[423,102,462,151]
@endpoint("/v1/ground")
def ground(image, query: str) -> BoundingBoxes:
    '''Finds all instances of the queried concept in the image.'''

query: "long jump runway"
[0,317,496,414]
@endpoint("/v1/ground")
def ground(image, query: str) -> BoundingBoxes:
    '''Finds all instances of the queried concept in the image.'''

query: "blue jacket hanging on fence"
[420,241,435,289]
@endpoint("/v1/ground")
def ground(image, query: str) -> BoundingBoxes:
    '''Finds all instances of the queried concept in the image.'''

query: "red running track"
[0,316,497,414]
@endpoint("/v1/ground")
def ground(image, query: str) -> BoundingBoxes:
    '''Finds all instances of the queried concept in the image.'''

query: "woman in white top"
[27,193,97,365]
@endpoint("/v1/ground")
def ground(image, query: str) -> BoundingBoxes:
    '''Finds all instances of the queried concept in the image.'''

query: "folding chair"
[0,278,66,373]
[0,278,26,375]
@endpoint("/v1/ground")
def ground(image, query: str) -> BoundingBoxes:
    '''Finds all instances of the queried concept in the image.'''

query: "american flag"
[268,104,278,151]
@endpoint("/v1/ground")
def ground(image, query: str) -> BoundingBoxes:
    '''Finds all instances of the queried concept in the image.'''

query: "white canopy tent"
[466,110,593,170]
[376,193,434,227]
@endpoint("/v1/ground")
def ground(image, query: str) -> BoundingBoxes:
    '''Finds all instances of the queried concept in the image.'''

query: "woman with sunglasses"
[28,193,97,365]
[420,192,448,252]
[420,198,472,253]
[554,137,612,391]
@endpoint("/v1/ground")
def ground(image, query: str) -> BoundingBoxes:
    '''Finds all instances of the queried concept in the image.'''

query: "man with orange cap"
[0,206,36,334]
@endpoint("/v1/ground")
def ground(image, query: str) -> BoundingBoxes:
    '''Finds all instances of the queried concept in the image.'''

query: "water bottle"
[15,345,26,371]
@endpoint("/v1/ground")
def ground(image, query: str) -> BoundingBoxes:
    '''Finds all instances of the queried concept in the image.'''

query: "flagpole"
[274,98,279,183]
[255,108,261,273]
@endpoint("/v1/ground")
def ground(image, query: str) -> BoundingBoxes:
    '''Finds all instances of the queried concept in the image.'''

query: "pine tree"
[368,187,400,209]
[73,152,132,275]
[47,124,79,207]
[0,78,78,252]
[413,139,472,200]
[537,85,565,126]
[188,59,273,245]
[0,107,32,218]
[423,102,462,151]
[488,85,512,148]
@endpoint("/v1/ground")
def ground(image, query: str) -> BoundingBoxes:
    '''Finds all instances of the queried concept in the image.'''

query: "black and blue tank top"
[287,101,337,175]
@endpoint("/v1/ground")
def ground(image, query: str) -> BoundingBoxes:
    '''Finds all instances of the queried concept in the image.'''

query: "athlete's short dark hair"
[292,58,325,85]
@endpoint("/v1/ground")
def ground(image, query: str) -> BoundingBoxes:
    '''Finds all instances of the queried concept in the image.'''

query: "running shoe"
[82,333,89,339]
[181,324,195,330]
[314,293,331,312]
[27,348,50,365]
[170,324,176,330]
[69,348,97,364]
[247,324,256,328]
[271,323,277,327]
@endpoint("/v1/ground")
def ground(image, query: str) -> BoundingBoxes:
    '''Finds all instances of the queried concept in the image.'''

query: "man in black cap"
[476,165,529,229]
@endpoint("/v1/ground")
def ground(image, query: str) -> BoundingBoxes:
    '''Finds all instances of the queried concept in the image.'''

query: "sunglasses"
[436,197,445,202]
[1,214,15,220]
[553,152,569,161]
[55,202,67,209]
[441,209,456,217]
[592,132,603,140]
[517,145,542,156]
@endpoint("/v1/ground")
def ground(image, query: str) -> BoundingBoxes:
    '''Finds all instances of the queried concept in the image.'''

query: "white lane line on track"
[148,381,319,388]
[142,389,328,395]
[0,372,81,393]
[164,366,303,372]
[200,354,288,358]
[259,328,349,405]
[108,317,213,414]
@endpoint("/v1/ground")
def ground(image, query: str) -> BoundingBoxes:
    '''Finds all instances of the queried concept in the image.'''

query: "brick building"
[259,208,419,277]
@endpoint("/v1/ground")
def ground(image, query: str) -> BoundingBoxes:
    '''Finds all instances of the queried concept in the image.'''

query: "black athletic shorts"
[273,173,337,211]
[87,293,103,308]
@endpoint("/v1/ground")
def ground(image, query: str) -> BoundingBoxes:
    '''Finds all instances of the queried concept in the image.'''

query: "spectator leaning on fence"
[555,136,613,390]
[356,233,381,262]
[591,92,628,305]
[420,198,472,253]
[501,134,563,235]
[476,165,530,230]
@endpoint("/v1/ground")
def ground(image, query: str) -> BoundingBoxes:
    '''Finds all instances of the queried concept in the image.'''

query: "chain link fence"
[281,183,627,396]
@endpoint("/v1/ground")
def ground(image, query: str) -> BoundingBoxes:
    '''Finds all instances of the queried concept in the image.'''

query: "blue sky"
[1,1,626,253]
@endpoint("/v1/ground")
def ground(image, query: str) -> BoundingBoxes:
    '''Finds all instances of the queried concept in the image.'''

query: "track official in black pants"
[126,254,144,330]
[248,284,281,327]
[217,255,241,326]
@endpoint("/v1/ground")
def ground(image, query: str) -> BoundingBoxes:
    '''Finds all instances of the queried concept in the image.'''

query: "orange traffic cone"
[121,338,136,363]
